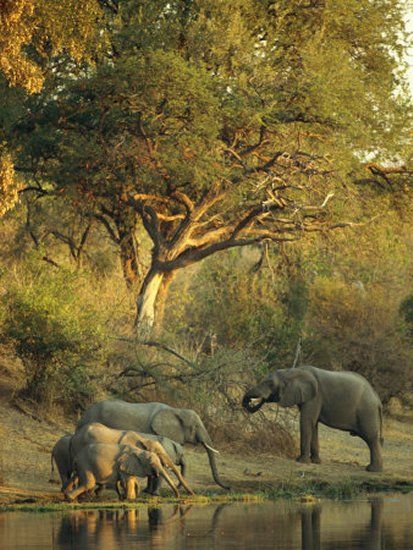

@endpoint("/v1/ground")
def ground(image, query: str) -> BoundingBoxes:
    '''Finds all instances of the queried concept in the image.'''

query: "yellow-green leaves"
[0,0,103,93]
[0,147,20,216]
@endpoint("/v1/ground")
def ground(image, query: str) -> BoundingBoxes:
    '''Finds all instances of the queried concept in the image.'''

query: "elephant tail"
[49,453,55,483]
[379,405,384,446]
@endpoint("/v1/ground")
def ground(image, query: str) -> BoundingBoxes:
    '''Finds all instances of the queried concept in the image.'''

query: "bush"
[0,264,109,411]
[166,248,306,371]
[107,339,297,457]
[305,277,413,402]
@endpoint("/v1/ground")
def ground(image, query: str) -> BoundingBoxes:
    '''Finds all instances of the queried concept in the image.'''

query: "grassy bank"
[2,477,413,513]
[1,365,413,513]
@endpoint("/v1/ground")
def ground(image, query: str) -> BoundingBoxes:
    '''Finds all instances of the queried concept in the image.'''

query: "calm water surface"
[1,493,413,549]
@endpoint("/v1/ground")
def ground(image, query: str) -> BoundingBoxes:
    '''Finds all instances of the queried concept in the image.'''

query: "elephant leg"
[143,476,154,494]
[310,423,321,464]
[148,476,162,496]
[180,458,186,480]
[365,437,383,472]
[65,472,95,501]
[125,476,139,500]
[116,480,125,500]
[94,484,105,498]
[62,475,77,494]
[358,415,383,472]
[297,405,319,464]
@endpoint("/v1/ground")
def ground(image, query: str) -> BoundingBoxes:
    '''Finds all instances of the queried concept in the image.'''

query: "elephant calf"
[71,423,193,495]
[50,434,72,491]
[243,366,384,472]
[65,443,179,501]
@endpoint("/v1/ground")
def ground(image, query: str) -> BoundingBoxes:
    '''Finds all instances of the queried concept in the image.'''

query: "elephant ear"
[117,450,139,476]
[151,409,185,444]
[279,371,317,407]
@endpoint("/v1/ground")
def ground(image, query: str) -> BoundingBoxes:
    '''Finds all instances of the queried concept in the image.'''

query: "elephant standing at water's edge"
[242,366,383,472]
[77,400,229,489]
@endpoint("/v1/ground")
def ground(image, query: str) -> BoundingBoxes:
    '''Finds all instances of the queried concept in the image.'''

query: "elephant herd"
[52,366,384,501]
[52,400,229,500]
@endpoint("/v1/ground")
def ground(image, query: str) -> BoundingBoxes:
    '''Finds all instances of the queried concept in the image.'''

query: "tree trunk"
[135,268,177,337]
[119,232,140,289]
[153,271,176,335]
[135,270,165,336]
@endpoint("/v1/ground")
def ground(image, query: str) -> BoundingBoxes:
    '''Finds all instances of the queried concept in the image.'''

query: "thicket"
[1,201,413,432]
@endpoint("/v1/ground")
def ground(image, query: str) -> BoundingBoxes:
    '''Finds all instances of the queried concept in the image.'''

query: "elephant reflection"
[301,505,321,550]
[301,498,383,550]
[56,506,192,547]
[56,509,143,547]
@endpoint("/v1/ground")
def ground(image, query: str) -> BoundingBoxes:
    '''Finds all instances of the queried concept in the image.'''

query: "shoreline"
[2,478,413,512]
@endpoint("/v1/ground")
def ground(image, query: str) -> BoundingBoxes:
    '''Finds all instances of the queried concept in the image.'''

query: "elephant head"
[150,408,230,490]
[242,368,318,412]
[118,447,179,497]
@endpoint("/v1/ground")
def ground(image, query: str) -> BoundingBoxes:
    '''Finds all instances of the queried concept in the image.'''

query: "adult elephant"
[77,400,229,489]
[242,366,383,472]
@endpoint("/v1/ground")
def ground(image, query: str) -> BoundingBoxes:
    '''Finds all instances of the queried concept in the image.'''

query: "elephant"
[50,434,72,491]
[71,422,193,495]
[65,443,179,501]
[242,366,383,472]
[77,400,229,489]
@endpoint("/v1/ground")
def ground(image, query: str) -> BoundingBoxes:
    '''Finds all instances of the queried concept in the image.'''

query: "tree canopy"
[5,0,413,334]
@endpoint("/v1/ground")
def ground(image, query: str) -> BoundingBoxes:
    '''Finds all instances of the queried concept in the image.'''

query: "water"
[1,493,413,549]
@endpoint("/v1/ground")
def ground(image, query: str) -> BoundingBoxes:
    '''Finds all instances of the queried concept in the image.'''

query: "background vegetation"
[0,0,412,454]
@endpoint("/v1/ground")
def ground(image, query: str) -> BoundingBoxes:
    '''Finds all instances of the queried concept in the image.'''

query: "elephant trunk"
[180,457,186,479]
[242,393,265,413]
[203,443,230,490]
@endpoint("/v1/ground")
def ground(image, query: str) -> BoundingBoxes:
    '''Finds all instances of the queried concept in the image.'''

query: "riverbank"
[1,352,413,511]
[1,395,413,511]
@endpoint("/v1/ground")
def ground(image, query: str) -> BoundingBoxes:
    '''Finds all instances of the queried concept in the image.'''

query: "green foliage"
[306,278,413,402]
[166,247,307,371]
[0,261,109,409]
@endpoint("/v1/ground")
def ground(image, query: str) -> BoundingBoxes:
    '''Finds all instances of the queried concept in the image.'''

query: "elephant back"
[77,400,171,433]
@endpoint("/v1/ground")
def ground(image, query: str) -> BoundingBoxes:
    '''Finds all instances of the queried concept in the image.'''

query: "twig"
[291,338,302,369]
[111,337,197,368]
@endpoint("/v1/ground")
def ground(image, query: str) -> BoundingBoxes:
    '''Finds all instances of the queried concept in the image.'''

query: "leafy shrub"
[0,264,109,411]
[305,277,413,402]
[107,339,297,457]
[166,248,306,372]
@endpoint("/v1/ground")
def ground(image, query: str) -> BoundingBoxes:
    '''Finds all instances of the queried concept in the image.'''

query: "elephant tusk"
[204,443,220,454]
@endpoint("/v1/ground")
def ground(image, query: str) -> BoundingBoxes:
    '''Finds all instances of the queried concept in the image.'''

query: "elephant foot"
[143,489,159,496]
[311,456,322,464]
[296,455,311,464]
[366,463,383,473]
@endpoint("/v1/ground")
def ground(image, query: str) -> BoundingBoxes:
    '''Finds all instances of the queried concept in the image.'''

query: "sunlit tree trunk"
[153,271,176,335]
[135,270,165,336]
[135,265,176,336]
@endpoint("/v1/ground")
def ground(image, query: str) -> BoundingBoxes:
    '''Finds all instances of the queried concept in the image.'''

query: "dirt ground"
[1,359,413,507]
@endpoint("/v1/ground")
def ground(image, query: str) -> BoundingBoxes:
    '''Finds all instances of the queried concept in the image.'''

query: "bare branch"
[93,214,120,243]
[113,337,197,368]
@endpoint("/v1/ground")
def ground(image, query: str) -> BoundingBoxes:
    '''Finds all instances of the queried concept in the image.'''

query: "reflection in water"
[1,494,413,549]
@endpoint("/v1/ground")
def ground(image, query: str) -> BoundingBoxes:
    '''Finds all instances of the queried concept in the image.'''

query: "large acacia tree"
[12,0,412,334]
